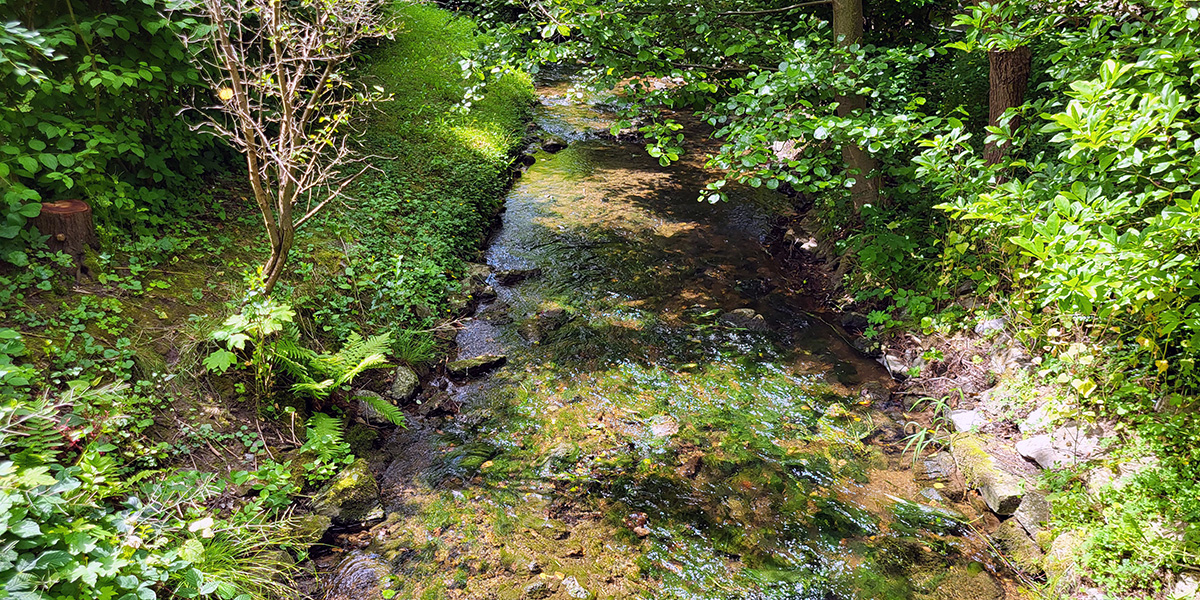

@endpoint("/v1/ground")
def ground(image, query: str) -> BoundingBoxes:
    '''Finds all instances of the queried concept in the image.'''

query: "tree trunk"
[984,45,1032,165]
[30,199,99,282]
[831,0,881,213]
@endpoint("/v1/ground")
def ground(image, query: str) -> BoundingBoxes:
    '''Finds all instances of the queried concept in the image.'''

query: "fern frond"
[305,413,344,447]
[333,332,392,373]
[291,379,337,399]
[334,352,389,389]
[360,394,406,427]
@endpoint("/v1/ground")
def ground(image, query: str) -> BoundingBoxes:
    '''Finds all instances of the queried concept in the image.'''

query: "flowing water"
[339,72,1015,600]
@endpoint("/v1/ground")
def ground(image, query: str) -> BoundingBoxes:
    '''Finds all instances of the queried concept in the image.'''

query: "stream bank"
[316,71,1023,600]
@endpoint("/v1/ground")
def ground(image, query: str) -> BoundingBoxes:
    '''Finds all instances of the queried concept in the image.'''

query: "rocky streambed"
[314,72,1027,600]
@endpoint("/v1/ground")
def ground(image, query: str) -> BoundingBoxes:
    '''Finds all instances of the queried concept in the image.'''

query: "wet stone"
[919,452,957,481]
[496,268,543,286]
[447,354,507,377]
[718,308,770,332]
[311,458,381,525]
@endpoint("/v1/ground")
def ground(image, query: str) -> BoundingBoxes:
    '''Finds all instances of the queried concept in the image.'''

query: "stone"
[879,354,909,379]
[951,436,1023,515]
[466,262,491,284]
[562,576,591,599]
[1085,466,1117,495]
[1169,571,1200,600]
[496,268,543,286]
[991,519,1044,576]
[977,470,1023,516]
[525,560,542,575]
[1051,424,1103,460]
[1018,403,1056,434]
[354,390,399,426]
[914,565,1003,600]
[447,354,507,377]
[840,311,869,331]
[949,409,986,433]
[311,458,381,524]
[1016,435,1067,469]
[524,580,553,599]
[851,336,882,357]
[1013,492,1051,537]
[890,497,966,535]
[388,366,420,402]
[919,488,944,503]
[1044,529,1087,584]
[859,381,890,405]
[974,317,1007,335]
[718,308,770,332]
[919,452,957,481]
[288,513,332,548]
[542,136,568,153]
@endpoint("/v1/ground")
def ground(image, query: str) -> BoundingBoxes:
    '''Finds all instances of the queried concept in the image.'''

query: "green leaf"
[18,203,40,218]
[17,156,37,173]
[202,350,237,374]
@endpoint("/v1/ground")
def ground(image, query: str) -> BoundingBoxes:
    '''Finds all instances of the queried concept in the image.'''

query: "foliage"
[298,412,352,484]
[0,0,225,261]
[178,0,393,293]
[288,2,534,339]
[0,386,301,600]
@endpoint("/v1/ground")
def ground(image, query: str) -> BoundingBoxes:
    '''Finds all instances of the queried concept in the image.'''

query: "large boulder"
[311,458,381,524]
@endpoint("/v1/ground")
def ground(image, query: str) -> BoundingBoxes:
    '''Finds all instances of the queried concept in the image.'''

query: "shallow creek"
[329,74,1016,600]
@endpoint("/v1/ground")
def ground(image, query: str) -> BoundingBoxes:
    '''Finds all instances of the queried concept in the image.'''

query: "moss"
[312,458,381,523]
[990,520,1044,575]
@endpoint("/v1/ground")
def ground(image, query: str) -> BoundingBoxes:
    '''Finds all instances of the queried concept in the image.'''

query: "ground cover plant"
[0,2,533,599]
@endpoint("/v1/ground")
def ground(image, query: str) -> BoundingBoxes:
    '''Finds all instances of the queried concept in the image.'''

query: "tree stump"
[30,199,99,282]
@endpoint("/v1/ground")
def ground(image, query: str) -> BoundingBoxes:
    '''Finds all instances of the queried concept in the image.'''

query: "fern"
[303,413,345,461]
[290,332,391,399]
[357,393,406,427]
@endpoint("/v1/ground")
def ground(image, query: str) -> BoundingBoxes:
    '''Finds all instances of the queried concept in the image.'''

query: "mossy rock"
[990,519,1043,576]
[912,564,1003,600]
[288,512,333,549]
[890,498,966,535]
[311,458,381,524]
[447,354,507,377]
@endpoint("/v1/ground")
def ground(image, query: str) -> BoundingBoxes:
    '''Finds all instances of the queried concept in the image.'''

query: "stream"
[324,72,1016,600]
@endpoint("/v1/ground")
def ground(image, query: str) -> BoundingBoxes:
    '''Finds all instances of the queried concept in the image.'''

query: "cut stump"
[30,199,99,282]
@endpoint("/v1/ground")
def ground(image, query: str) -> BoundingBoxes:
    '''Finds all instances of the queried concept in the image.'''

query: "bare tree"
[180,0,390,294]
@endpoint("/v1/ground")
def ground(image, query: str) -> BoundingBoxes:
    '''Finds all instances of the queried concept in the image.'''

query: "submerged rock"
[496,268,543,286]
[311,458,381,524]
[718,308,770,332]
[323,552,394,600]
[447,354,507,377]
[542,136,568,153]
